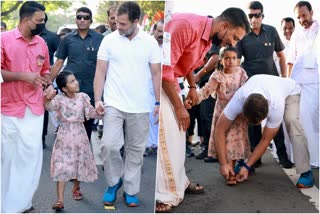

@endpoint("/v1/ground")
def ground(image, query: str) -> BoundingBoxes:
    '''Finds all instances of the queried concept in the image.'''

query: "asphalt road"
[32,121,156,213]
[173,145,319,213]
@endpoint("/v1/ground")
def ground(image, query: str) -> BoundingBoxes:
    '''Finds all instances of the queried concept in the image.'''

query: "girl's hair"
[56,70,74,92]
[217,46,238,71]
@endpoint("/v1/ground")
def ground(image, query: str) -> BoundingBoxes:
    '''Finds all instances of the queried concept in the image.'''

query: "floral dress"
[45,92,99,182]
[197,67,251,161]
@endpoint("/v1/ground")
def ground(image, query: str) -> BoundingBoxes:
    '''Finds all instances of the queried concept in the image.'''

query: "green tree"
[1,1,72,30]
[94,1,164,30]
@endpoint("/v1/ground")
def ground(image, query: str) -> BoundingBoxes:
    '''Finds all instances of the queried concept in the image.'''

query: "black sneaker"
[195,150,207,159]
[204,157,219,163]
[279,159,294,169]
[186,146,194,157]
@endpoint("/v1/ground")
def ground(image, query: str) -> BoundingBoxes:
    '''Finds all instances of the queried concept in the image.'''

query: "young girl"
[45,71,102,210]
[185,46,250,185]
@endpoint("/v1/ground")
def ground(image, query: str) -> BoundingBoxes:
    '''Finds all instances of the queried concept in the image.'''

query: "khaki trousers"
[284,94,311,174]
[100,106,149,195]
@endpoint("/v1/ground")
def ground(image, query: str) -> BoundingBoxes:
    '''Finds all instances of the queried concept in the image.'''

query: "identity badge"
[162,32,171,66]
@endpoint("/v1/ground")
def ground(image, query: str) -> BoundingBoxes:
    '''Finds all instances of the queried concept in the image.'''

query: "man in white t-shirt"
[94,1,161,207]
[215,75,314,188]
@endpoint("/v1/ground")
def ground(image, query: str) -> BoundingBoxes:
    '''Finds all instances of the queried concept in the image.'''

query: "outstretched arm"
[94,59,108,115]
[215,113,234,180]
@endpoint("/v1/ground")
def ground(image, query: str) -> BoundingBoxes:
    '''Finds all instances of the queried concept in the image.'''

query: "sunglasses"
[76,15,91,20]
[248,13,263,19]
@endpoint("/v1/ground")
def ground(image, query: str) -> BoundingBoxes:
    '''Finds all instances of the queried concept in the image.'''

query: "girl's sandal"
[155,201,173,213]
[226,176,237,186]
[73,188,84,201]
[52,200,64,211]
[185,182,205,194]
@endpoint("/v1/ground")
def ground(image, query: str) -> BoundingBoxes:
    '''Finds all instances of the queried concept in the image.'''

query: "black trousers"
[84,118,95,142]
[199,96,216,152]
[187,104,202,138]
[42,110,49,143]
[248,123,288,160]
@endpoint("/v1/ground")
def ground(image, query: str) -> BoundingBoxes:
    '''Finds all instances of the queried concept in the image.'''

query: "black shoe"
[204,157,218,163]
[252,159,262,168]
[195,150,208,159]
[279,159,294,169]
[144,148,153,156]
[186,146,194,157]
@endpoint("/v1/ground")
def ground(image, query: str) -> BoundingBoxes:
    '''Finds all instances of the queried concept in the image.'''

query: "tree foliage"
[94,1,164,28]
[1,1,72,30]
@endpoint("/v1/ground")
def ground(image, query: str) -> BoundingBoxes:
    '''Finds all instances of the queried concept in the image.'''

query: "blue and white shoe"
[296,170,314,188]
[123,192,140,207]
[103,179,123,205]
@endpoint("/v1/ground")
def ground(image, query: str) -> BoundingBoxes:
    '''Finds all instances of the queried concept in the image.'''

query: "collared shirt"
[55,29,103,102]
[97,29,161,113]
[40,28,60,65]
[237,24,284,77]
[162,13,213,84]
[287,20,319,84]
[1,28,50,118]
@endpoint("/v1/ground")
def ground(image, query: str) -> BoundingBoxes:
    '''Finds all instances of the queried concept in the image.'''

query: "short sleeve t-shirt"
[224,75,300,128]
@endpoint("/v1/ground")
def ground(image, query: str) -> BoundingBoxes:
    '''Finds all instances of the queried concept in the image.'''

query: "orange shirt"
[1,28,50,118]
[162,13,213,84]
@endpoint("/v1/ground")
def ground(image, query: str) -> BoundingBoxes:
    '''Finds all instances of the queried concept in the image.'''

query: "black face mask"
[30,23,45,36]
[211,28,228,47]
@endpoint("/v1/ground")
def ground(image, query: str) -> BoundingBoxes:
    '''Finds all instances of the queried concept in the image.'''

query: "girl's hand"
[186,88,198,107]
[184,99,193,109]
[95,100,105,115]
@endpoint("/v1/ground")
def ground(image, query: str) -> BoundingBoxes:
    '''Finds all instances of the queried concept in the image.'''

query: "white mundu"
[224,74,300,128]
[97,29,161,113]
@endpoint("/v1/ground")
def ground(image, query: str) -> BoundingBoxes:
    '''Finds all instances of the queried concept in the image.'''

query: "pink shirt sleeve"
[162,20,193,82]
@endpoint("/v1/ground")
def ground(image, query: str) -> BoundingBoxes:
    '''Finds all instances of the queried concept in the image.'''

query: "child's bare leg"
[72,179,80,192]
[72,179,83,200]
[57,181,65,202]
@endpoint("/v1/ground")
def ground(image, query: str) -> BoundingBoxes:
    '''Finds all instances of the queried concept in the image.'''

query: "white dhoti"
[1,107,43,213]
[299,83,319,167]
[156,89,189,206]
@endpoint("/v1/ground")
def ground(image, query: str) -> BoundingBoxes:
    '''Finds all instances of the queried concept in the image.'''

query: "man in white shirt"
[94,1,161,207]
[215,75,314,188]
[287,1,319,168]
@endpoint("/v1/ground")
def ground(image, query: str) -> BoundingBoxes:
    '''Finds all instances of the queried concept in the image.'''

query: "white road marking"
[282,167,319,210]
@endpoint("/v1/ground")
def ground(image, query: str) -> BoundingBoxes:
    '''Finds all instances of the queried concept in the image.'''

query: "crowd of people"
[0,0,318,213]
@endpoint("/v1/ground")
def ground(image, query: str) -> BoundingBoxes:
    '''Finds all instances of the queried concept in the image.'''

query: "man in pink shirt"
[156,8,250,212]
[1,1,54,213]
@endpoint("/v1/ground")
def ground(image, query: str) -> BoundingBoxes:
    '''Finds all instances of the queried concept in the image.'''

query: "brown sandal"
[52,201,64,211]
[185,182,204,194]
[226,175,237,185]
[73,188,83,201]
[155,201,173,213]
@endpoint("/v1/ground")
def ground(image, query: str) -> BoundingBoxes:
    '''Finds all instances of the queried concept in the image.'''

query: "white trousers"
[299,83,319,167]
[1,107,43,213]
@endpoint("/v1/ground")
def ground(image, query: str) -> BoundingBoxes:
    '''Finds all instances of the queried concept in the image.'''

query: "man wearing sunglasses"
[51,7,103,141]
[236,1,293,170]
